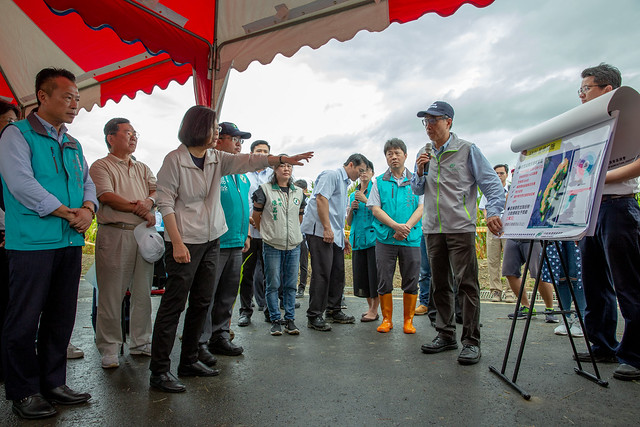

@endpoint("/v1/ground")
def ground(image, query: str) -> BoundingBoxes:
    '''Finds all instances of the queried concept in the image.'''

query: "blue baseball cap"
[219,122,251,139]
[417,101,454,119]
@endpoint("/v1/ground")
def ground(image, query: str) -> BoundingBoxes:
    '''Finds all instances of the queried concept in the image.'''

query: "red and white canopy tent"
[0,0,495,113]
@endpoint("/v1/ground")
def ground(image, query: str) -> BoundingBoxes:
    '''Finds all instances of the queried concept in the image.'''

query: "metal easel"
[489,240,608,400]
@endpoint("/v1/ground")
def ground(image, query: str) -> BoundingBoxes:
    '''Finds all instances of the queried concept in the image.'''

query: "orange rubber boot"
[403,293,417,334]
[377,293,393,333]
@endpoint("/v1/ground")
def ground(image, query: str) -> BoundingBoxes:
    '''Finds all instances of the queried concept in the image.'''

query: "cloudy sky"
[71,0,640,182]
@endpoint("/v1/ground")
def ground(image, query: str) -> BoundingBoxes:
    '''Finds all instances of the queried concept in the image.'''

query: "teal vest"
[372,169,421,247]
[219,173,251,249]
[348,181,376,250]
[2,114,86,250]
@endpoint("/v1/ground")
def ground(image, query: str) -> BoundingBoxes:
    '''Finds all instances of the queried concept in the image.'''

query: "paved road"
[1,279,637,426]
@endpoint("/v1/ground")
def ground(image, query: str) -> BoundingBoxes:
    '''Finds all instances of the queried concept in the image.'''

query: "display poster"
[502,86,640,240]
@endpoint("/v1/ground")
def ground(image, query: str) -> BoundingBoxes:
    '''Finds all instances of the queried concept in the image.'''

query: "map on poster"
[501,86,640,240]
[502,121,613,239]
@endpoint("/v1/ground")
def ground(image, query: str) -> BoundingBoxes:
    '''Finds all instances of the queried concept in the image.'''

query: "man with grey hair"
[575,63,640,381]
[411,101,505,365]
[90,118,157,369]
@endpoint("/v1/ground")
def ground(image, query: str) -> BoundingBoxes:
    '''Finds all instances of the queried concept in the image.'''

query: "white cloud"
[69,0,640,182]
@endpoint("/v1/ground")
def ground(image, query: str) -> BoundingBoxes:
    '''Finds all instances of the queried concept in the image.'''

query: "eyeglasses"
[219,135,244,144]
[422,116,448,126]
[110,130,140,139]
[578,84,607,95]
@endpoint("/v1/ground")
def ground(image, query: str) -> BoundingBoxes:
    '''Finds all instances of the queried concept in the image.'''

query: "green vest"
[348,181,376,250]
[2,114,86,250]
[372,169,421,247]
[258,182,303,251]
[219,174,251,249]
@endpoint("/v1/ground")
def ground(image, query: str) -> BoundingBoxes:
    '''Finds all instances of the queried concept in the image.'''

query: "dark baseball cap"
[417,101,454,119]
[219,122,251,139]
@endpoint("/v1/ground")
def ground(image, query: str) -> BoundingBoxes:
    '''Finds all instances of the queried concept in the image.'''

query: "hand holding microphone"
[416,141,432,176]
[425,141,432,160]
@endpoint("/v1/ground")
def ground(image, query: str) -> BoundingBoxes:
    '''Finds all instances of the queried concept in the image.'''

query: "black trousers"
[200,247,242,344]
[2,246,82,400]
[306,235,345,318]
[375,242,420,295]
[0,243,9,380]
[427,233,481,346]
[298,234,309,290]
[239,237,263,317]
[150,240,220,374]
[427,268,461,324]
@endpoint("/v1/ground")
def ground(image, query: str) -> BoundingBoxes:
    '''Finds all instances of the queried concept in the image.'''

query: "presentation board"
[502,86,640,240]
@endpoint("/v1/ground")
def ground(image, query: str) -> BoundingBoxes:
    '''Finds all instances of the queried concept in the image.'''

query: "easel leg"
[553,241,608,387]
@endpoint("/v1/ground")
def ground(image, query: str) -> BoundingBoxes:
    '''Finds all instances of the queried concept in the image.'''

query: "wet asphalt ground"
[1,279,638,426]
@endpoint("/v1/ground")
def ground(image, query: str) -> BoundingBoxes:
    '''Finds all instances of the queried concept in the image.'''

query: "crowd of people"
[0,62,638,420]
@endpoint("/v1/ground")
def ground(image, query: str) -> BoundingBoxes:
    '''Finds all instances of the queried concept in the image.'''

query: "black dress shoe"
[238,314,251,327]
[209,337,244,356]
[150,372,186,393]
[177,361,220,377]
[43,385,91,405]
[457,344,481,365]
[421,336,459,354]
[12,394,57,419]
[198,343,218,367]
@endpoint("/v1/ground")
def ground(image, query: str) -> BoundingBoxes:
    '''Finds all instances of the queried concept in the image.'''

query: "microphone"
[420,142,432,176]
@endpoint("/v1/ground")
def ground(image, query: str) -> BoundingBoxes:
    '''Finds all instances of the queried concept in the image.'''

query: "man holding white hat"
[90,118,159,369]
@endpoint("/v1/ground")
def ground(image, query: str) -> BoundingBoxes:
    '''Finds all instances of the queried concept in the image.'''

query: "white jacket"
[157,144,269,244]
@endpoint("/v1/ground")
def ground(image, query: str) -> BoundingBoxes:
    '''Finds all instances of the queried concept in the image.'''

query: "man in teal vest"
[411,101,504,366]
[0,68,98,419]
[198,122,252,363]
[367,138,423,334]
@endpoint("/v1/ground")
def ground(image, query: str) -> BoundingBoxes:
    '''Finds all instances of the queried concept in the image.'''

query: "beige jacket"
[157,144,269,244]
[258,182,304,251]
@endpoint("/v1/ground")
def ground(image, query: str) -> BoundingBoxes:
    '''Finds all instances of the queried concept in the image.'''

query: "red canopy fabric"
[0,0,494,111]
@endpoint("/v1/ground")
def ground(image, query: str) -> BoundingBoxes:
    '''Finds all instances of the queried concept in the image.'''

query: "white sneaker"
[66,343,85,359]
[570,322,584,337]
[101,354,120,369]
[554,323,568,336]
[130,343,152,356]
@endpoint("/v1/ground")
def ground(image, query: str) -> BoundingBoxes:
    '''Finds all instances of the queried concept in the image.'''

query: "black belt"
[601,193,636,202]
